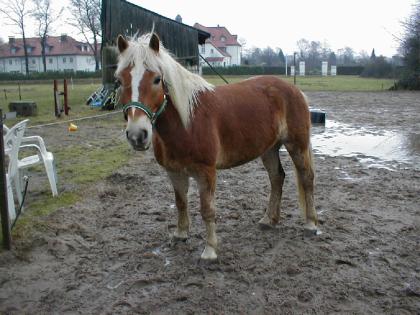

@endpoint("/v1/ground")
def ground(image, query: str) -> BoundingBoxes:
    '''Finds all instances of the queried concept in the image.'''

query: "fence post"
[18,83,22,100]
[63,79,69,115]
[0,109,12,250]
[53,79,58,117]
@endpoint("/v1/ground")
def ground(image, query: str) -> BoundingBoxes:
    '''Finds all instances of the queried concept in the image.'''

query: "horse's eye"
[153,76,161,85]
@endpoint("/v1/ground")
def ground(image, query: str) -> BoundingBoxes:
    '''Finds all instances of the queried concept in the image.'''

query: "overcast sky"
[0,0,416,56]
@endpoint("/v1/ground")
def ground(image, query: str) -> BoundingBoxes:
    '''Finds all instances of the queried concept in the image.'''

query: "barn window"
[201,45,205,54]
[70,57,73,63]
[63,57,66,63]
[11,48,16,54]
[221,36,226,42]
[9,60,12,65]
[49,58,53,64]
[210,48,214,54]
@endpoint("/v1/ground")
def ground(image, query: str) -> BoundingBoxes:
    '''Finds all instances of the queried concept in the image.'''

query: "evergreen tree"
[397,0,420,89]
[370,48,376,60]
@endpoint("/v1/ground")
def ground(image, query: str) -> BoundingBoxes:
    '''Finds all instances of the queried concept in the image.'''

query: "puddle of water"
[311,120,420,169]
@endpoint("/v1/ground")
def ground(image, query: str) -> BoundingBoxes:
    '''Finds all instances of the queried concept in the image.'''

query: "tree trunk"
[41,37,47,72]
[93,34,99,71]
[22,29,29,75]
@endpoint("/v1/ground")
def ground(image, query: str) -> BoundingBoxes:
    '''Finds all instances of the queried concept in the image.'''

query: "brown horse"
[116,32,319,260]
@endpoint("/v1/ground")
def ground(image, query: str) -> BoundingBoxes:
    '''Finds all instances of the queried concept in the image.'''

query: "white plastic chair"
[3,120,58,207]
[3,120,28,219]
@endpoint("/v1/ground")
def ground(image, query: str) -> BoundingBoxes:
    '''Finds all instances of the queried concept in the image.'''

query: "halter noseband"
[123,95,167,126]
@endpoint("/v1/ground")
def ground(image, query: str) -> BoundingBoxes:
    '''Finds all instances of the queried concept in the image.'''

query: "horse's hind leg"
[285,143,319,233]
[167,171,190,240]
[258,144,285,228]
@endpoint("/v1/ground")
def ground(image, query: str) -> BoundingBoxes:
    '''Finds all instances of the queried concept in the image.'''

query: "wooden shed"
[101,0,210,88]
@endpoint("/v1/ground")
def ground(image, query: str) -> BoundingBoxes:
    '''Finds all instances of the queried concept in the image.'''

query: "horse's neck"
[154,97,189,144]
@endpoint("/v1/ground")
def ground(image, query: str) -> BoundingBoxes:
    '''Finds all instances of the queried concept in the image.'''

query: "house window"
[11,48,16,54]
[27,47,32,53]
[63,57,66,63]
[201,45,205,54]
[9,60,12,65]
[69,57,73,63]
[210,48,214,54]
[32,59,36,64]
[221,36,226,42]
[49,58,53,64]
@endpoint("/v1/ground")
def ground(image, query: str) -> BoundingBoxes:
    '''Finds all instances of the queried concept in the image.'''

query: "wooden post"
[18,83,22,100]
[63,79,69,115]
[53,79,58,117]
[0,109,12,250]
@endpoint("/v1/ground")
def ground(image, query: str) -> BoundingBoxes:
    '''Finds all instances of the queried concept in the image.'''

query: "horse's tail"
[294,91,315,221]
[294,145,315,219]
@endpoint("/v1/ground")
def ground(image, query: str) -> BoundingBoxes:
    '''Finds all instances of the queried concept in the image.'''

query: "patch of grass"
[12,192,80,240]
[56,142,132,184]
[0,82,102,126]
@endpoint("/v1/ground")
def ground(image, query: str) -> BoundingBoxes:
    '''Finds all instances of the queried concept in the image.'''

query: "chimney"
[60,34,67,42]
[175,14,182,23]
[8,37,15,45]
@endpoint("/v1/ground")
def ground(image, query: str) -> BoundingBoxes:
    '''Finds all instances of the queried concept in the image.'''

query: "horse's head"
[116,33,166,151]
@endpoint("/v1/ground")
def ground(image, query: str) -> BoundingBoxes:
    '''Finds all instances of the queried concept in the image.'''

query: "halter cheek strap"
[123,96,167,126]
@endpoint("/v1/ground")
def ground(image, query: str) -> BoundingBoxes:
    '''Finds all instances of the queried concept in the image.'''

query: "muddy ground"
[1,91,419,314]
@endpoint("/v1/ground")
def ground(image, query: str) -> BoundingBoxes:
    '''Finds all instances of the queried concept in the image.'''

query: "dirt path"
[1,91,419,314]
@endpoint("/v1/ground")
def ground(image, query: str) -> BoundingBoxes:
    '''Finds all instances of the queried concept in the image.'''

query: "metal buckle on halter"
[123,96,167,126]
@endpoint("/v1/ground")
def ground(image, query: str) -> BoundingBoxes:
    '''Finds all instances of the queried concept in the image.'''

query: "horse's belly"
[216,127,280,169]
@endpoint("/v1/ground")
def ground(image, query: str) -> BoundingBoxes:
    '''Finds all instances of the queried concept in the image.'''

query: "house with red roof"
[194,23,241,67]
[0,35,100,73]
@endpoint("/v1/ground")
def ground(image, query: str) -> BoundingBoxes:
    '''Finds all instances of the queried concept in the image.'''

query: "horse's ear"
[117,35,128,53]
[149,33,160,53]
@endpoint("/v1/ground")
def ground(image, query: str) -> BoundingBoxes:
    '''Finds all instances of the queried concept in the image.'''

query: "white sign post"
[322,61,328,76]
[299,61,305,76]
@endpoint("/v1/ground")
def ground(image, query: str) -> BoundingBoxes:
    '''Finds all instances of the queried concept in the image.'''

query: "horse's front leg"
[167,171,190,240]
[195,167,218,260]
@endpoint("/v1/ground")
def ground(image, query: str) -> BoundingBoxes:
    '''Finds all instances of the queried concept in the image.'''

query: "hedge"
[0,70,102,81]
[336,66,365,75]
[202,66,288,76]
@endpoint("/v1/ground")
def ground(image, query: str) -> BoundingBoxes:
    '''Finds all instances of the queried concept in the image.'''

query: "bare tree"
[68,0,101,71]
[0,0,32,75]
[31,0,63,72]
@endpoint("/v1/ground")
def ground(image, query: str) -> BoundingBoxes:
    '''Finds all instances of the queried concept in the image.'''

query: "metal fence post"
[0,109,12,250]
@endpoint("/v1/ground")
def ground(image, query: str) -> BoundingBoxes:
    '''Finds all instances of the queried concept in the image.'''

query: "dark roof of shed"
[124,1,211,44]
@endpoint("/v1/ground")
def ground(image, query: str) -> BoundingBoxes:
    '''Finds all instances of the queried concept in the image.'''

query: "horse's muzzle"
[126,129,150,151]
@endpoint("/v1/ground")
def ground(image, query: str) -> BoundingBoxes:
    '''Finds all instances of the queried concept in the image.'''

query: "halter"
[123,95,168,126]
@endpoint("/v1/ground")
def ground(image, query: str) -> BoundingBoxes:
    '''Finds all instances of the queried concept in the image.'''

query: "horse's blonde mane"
[117,33,214,127]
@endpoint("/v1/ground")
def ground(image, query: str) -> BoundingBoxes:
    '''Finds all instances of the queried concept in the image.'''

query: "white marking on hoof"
[173,229,188,240]
[303,222,321,236]
[200,245,217,260]
[258,214,276,229]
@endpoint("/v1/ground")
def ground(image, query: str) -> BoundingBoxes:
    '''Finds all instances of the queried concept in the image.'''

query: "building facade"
[193,23,241,67]
[0,35,99,73]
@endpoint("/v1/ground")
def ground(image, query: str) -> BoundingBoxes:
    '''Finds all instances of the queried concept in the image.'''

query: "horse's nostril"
[139,129,148,142]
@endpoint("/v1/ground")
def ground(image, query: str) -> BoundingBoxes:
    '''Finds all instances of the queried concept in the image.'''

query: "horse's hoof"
[303,222,321,237]
[172,229,189,241]
[200,245,217,260]
[258,215,277,230]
